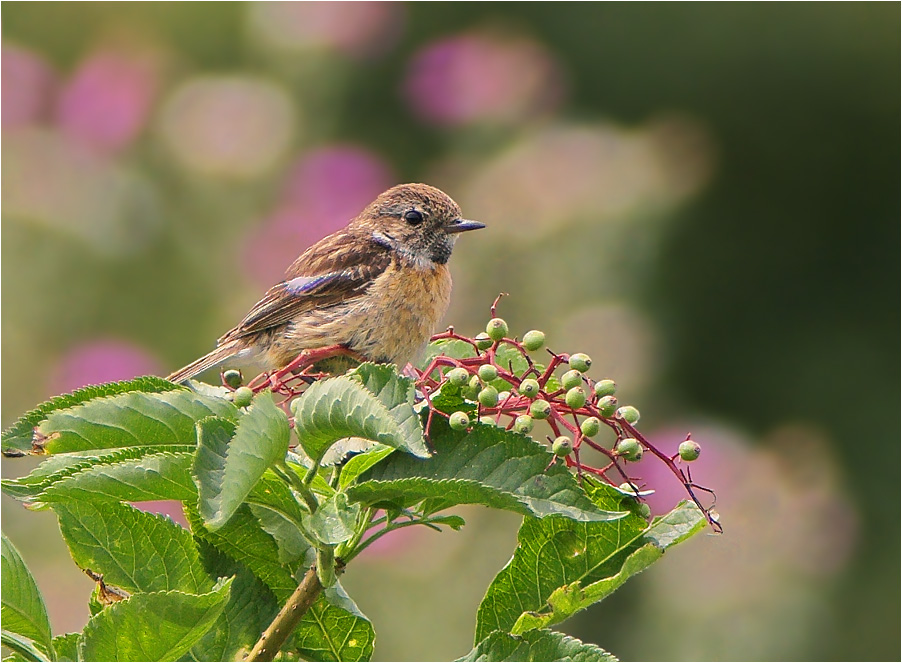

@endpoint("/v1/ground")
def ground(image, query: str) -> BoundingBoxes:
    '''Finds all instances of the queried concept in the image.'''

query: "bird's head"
[357,183,484,266]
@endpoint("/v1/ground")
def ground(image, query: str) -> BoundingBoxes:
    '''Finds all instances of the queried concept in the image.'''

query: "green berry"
[678,439,701,462]
[569,353,592,372]
[565,387,587,409]
[449,411,469,431]
[486,318,509,341]
[479,416,497,426]
[518,378,540,398]
[616,438,642,461]
[447,367,470,387]
[597,395,618,417]
[522,330,546,352]
[594,379,617,397]
[461,375,481,400]
[478,386,499,408]
[513,415,534,434]
[530,399,552,419]
[617,405,641,425]
[474,332,493,351]
[478,363,498,382]
[638,503,651,518]
[497,391,511,403]
[232,386,253,408]
[222,369,243,389]
[580,416,601,437]
[552,436,573,457]
[561,370,583,390]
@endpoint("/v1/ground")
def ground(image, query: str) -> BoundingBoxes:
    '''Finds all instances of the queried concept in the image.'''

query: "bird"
[167,183,484,383]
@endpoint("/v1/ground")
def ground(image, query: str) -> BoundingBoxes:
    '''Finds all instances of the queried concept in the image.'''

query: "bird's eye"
[403,210,424,225]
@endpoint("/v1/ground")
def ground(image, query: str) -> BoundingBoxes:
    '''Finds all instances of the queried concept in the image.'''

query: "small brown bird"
[167,183,483,383]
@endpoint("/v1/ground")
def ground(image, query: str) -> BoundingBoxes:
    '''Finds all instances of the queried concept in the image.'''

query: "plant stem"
[343,517,432,564]
[275,461,319,512]
[336,506,380,560]
[303,461,321,489]
[246,565,323,662]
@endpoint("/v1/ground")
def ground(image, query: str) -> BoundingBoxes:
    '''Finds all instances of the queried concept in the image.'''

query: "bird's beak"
[445,218,485,234]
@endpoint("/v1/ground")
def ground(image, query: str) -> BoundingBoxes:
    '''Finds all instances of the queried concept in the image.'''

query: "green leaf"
[190,543,279,662]
[193,395,290,530]
[305,493,361,546]
[34,451,196,506]
[50,634,79,662]
[77,578,232,662]
[2,446,195,503]
[427,514,467,530]
[510,502,705,634]
[349,362,416,406]
[2,377,181,453]
[338,444,394,490]
[0,630,50,662]
[475,489,704,643]
[428,389,471,416]
[642,501,709,548]
[46,498,213,594]
[247,470,310,536]
[186,504,298,601]
[30,451,306,534]
[1,534,52,657]
[249,504,311,565]
[37,390,237,455]
[459,629,616,662]
[293,584,374,662]
[292,365,428,463]
[349,418,624,522]
[184,380,232,400]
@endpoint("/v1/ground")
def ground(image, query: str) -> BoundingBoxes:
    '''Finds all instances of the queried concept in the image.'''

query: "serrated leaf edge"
[2,377,183,450]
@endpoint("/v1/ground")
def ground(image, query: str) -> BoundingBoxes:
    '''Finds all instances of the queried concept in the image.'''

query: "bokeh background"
[2,3,898,660]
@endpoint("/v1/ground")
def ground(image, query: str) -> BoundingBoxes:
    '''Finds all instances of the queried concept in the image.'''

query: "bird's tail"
[166,340,243,383]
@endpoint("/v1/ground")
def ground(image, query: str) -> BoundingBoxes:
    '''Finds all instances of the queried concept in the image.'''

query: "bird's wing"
[219,233,392,343]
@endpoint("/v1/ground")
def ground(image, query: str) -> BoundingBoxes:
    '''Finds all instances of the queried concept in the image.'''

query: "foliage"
[2,325,713,662]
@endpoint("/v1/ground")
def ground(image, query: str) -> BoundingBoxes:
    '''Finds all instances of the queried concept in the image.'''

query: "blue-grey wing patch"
[284,273,341,295]
[217,252,391,344]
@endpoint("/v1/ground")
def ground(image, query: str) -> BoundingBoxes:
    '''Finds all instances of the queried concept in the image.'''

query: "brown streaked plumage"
[167,183,483,383]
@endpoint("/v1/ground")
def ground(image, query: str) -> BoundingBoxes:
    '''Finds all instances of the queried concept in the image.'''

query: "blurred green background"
[2,3,898,660]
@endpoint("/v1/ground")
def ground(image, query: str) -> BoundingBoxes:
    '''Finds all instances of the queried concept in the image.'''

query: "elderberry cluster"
[413,302,719,532]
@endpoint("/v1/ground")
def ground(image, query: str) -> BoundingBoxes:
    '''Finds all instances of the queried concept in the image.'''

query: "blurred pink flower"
[280,145,395,219]
[2,45,55,129]
[244,145,394,285]
[249,2,403,58]
[56,49,158,152]
[48,339,163,395]
[631,422,858,576]
[132,501,189,529]
[404,31,565,126]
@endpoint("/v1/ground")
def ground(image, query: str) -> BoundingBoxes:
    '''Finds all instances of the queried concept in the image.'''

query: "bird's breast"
[349,260,452,365]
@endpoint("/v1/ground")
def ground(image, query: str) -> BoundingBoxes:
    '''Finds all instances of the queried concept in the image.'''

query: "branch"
[246,565,324,661]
